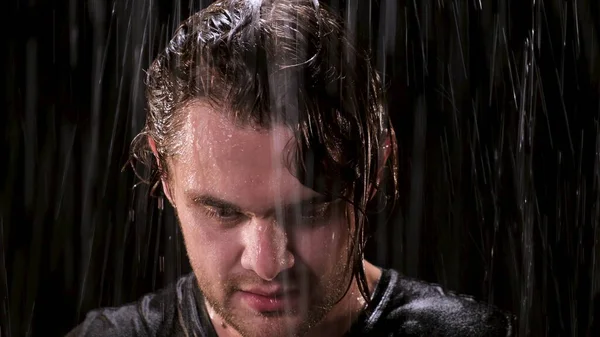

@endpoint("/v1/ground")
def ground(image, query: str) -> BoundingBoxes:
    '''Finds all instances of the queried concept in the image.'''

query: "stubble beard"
[194,264,353,337]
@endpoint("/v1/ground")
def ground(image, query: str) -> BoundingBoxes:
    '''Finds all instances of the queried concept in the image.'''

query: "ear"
[369,134,393,201]
[148,137,175,205]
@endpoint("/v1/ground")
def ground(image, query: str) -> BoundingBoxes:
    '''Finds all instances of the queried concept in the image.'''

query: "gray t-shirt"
[67,269,515,336]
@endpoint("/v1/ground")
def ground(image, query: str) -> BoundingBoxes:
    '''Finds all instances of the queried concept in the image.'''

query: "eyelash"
[202,207,242,221]
[201,203,337,225]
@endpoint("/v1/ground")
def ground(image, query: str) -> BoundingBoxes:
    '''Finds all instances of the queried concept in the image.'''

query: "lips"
[242,286,294,297]
[238,287,300,312]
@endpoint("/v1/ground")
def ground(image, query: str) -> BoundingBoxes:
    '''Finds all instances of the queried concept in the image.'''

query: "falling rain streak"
[2,0,600,336]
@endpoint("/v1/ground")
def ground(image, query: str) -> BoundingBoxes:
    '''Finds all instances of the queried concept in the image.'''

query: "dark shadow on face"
[181,198,354,337]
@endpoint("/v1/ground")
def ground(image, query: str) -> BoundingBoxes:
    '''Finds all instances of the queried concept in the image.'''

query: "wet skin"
[154,101,381,337]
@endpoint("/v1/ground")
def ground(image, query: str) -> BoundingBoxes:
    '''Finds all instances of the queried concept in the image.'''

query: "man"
[69,0,514,336]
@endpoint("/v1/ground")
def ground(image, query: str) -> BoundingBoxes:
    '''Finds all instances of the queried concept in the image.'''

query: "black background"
[2,0,600,336]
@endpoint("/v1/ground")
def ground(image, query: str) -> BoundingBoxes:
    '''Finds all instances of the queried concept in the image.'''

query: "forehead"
[168,102,318,211]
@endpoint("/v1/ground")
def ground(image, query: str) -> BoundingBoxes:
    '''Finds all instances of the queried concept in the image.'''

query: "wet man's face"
[161,102,355,337]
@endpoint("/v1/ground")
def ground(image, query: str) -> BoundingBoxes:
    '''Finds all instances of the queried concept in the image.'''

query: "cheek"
[176,208,241,275]
[291,218,350,269]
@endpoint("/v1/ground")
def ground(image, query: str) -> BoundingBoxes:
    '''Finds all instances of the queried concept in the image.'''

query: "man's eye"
[285,203,335,226]
[203,207,241,221]
[301,205,329,219]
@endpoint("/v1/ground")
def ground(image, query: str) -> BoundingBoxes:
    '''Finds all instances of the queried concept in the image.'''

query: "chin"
[236,323,306,337]
[226,309,310,337]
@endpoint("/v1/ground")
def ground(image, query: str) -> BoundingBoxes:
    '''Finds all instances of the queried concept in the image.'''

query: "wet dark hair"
[130,0,398,305]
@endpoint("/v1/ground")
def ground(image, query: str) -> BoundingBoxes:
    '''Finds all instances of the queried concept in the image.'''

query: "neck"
[209,260,382,337]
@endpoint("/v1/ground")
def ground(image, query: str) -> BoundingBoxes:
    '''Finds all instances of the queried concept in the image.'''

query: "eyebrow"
[189,193,334,212]
[192,194,242,211]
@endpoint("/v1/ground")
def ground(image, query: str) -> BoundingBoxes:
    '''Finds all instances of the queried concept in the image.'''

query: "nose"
[240,218,295,281]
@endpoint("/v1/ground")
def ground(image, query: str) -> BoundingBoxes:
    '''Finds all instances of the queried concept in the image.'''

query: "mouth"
[238,289,301,313]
